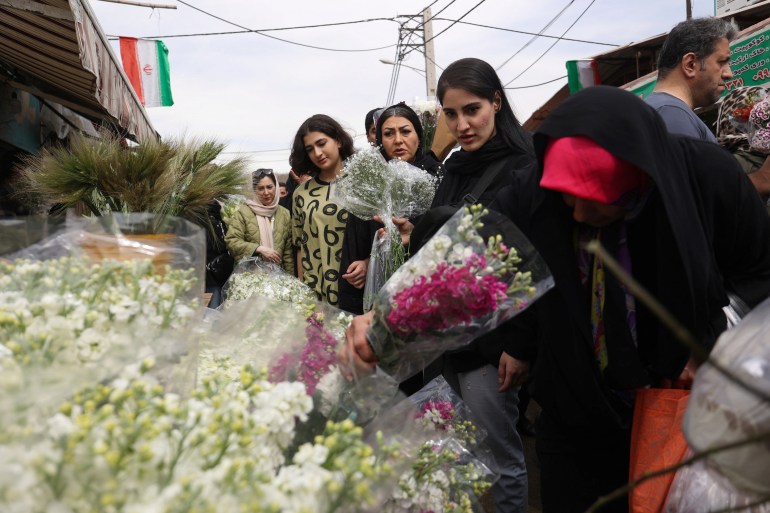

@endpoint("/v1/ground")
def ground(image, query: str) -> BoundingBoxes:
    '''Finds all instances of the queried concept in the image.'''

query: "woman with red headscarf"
[490,85,770,513]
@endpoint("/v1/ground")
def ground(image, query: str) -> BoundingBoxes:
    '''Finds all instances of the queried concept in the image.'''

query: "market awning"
[0,0,158,143]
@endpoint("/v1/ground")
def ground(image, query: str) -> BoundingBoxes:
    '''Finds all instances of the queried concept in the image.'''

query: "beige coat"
[225,204,295,274]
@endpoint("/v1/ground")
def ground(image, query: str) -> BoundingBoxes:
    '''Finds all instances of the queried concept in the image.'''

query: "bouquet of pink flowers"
[749,94,770,153]
[366,205,553,382]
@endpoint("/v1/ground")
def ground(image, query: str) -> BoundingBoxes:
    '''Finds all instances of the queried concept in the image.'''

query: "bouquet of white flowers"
[334,146,437,311]
[411,97,441,155]
[0,216,500,513]
[221,258,316,309]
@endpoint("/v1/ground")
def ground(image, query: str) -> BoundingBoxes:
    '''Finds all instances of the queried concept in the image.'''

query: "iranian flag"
[119,37,174,107]
[566,59,601,94]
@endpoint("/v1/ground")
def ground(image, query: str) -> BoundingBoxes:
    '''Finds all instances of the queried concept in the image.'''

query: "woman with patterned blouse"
[288,114,355,306]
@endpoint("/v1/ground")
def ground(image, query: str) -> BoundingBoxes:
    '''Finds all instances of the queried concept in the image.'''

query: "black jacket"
[492,86,770,431]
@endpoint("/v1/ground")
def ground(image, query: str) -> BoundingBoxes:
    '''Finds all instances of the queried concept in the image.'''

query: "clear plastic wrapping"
[681,296,770,498]
[366,205,554,382]
[333,146,438,310]
[383,376,499,513]
[220,257,316,308]
[747,91,770,153]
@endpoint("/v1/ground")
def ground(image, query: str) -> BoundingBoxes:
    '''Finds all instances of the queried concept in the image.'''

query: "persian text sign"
[725,28,770,91]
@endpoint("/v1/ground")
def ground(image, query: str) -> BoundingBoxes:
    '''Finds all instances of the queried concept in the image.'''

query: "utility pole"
[686,0,692,19]
[423,7,438,99]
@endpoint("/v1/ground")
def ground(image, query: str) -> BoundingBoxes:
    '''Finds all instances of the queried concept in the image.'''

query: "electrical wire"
[397,0,443,26]
[400,0,489,60]
[433,18,617,46]
[176,0,396,52]
[412,0,459,31]
[504,74,567,89]
[503,0,597,87]
[423,0,489,45]
[496,1,574,71]
[106,17,399,39]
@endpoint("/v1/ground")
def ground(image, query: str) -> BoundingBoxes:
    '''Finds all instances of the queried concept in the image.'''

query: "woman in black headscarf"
[491,85,770,513]
[362,59,536,513]
[337,104,442,315]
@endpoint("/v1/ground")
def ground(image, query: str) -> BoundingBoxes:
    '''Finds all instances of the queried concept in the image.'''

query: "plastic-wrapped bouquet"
[0,217,499,513]
[410,376,487,449]
[664,296,770,512]
[383,376,497,513]
[745,89,770,153]
[221,258,316,309]
[367,205,553,382]
[411,97,441,154]
[334,146,438,310]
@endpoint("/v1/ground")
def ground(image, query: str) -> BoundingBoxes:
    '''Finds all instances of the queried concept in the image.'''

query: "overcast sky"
[90,0,714,172]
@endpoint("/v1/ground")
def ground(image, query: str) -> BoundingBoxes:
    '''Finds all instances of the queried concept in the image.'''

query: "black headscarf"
[431,133,534,208]
[493,86,770,429]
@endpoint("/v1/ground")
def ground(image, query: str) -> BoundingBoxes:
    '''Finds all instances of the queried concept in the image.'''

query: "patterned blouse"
[292,177,348,305]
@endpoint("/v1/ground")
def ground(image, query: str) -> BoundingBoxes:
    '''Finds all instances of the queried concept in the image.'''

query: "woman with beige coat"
[225,169,295,274]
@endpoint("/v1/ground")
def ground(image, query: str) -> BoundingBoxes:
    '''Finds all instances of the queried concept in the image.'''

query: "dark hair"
[365,107,381,133]
[437,57,533,154]
[289,114,355,174]
[657,17,738,79]
[375,103,424,161]
[279,181,287,187]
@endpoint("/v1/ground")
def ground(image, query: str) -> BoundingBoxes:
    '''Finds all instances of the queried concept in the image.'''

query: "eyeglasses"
[253,169,274,181]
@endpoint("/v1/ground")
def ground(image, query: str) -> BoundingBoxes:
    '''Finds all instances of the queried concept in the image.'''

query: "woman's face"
[380,116,420,162]
[303,131,342,172]
[441,87,499,152]
[561,193,625,228]
[256,176,276,206]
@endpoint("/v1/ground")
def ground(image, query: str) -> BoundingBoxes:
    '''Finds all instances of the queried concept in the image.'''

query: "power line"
[412,0,459,32]
[496,1,574,72]
[503,0,597,87]
[424,0,489,45]
[400,0,489,61]
[504,74,567,89]
[176,0,396,52]
[433,18,617,46]
[108,17,399,39]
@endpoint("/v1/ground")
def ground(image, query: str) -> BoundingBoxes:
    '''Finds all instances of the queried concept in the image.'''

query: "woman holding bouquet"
[338,104,442,314]
[344,58,535,513]
[376,103,443,177]
[225,169,295,274]
[289,114,355,306]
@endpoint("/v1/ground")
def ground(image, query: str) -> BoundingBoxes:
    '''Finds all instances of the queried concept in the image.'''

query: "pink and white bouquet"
[410,376,487,449]
[384,376,497,513]
[748,93,770,153]
[367,205,553,382]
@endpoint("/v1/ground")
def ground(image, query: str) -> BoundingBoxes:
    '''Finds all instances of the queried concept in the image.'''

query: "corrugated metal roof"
[0,0,158,143]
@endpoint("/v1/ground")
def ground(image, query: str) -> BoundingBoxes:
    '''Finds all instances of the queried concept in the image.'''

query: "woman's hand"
[497,352,530,392]
[373,215,414,246]
[256,246,281,263]
[338,311,378,380]
[342,259,369,289]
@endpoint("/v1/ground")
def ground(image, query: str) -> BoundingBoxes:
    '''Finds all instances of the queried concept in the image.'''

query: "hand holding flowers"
[364,205,553,382]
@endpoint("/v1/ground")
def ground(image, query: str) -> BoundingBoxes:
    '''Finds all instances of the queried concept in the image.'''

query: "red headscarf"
[540,136,648,206]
